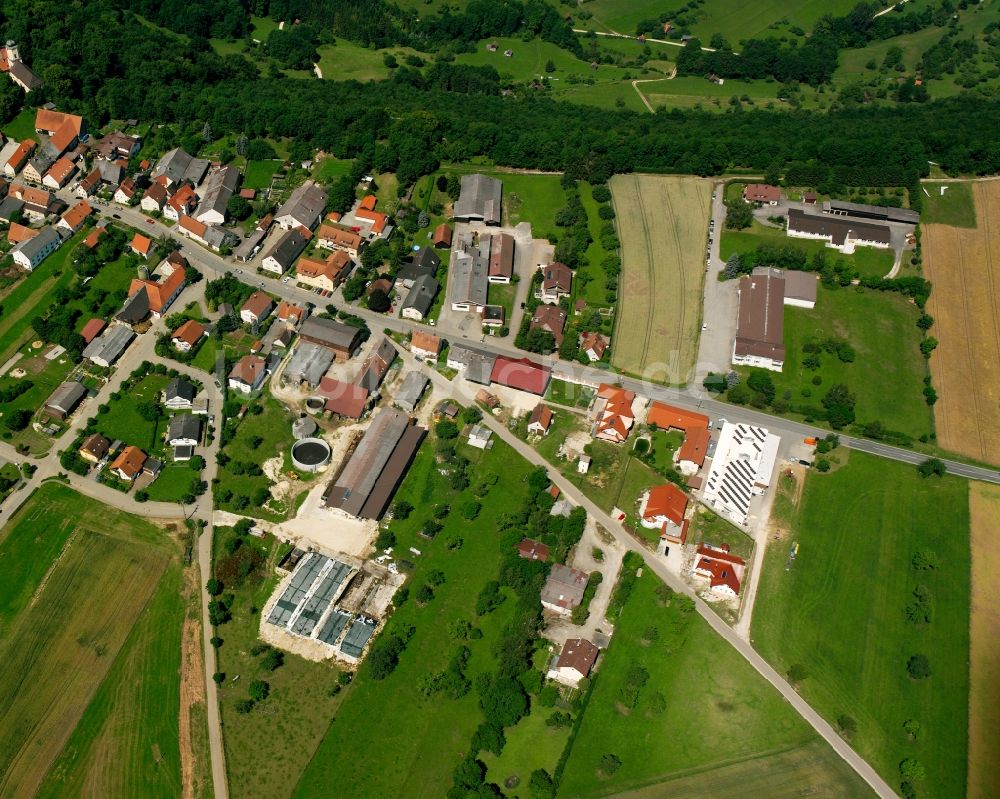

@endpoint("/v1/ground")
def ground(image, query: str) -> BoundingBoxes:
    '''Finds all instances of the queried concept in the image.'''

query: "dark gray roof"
[448,343,496,384]
[45,380,86,414]
[396,248,440,285]
[82,325,135,364]
[394,371,429,413]
[823,199,919,225]
[454,173,502,224]
[788,208,891,247]
[14,226,60,261]
[195,165,240,220]
[262,228,309,270]
[276,180,327,229]
[0,196,24,221]
[449,240,489,308]
[284,341,335,387]
[153,148,208,186]
[165,377,196,402]
[9,61,42,90]
[299,316,360,352]
[168,414,201,443]
[400,274,439,318]
[116,286,149,324]
[355,337,397,393]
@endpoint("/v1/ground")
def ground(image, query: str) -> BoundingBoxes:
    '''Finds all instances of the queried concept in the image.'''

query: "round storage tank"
[305,397,326,415]
[292,416,317,440]
[291,437,331,472]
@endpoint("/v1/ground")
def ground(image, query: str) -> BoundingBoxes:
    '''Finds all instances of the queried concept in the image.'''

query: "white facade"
[196,207,226,227]
[786,226,892,256]
[261,255,286,275]
[731,344,783,373]
[546,665,587,688]
[141,195,166,213]
[12,229,60,270]
[702,422,780,527]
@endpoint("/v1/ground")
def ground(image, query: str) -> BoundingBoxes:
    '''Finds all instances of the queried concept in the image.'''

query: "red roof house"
[80,318,106,343]
[645,402,711,473]
[694,544,746,597]
[490,355,551,395]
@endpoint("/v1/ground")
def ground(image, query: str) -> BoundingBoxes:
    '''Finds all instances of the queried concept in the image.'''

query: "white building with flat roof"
[702,422,780,527]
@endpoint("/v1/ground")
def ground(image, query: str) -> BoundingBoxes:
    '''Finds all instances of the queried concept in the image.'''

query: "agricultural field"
[292,441,535,799]
[558,565,874,799]
[316,39,429,83]
[969,483,1000,799]
[752,453,970,799]
[213,526,345,799]
[609,174,712,383]
[0,484,187,799]
[922,180,1000,463]
[758,284,932,441]
[642,75,783,111]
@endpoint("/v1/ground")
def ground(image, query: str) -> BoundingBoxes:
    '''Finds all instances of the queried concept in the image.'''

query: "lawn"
[216,395,296,521]
[480,698,571,789]
[720,219,895,280]
[920,181,977,227]
[292,441,535,799]
[577,181,621,310]
[751,452,970,799]
[545,378,595,409]
[609,174,712,383]
[244,160,281,190]
[553,78,650,114]
[0,228,89,362]
[214,527,345,799]
[2,107,38,141]
[0,344,74,423]
[643,75,783,111]
[0,483,184,798]
[145,460,202,502]
[316,38,429,83]
[755,284,933,441]
[96,373,171,452]
[487,281,516,323]
[311,156,352,184]
[557,563,874,799]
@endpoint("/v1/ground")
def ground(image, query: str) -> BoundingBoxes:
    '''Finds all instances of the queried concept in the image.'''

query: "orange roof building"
[694,544,745,597]
[170,319,206,350]
[645,402,711,474]
[83,227,107,249]
[42,155,77,188]
[59,199,92,233]
[593,384,635,443]
[128,264,186,317]
[110,445,147,481]
[80,318,106,343]
[642,483,689,543]
[130,233,154,258]
[178,214,207,241]
[7,222,37,244]
[275,300,305,325]
[410,330,441,359]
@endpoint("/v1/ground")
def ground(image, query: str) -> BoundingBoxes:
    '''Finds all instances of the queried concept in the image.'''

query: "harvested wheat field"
[609,174,712,384]
[969,483,1000,799]
[923,181,1000,463]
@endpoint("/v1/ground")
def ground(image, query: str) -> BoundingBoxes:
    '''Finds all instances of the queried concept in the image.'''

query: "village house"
[94,131,140,161]
[167,414,202,447]
[579,331,608,362]
[517,538,549,561]
[126,260,186,319]
[693,544,746,597]
[34,109,86,157]
[130,233,154,259]
[152,147,208,189]
[141,182,168,213]
[541,563,589,615]
[6,222,34,244]
[12,225,61,270]
[228,355,267,393]
[394,248,440,290]
[275,300,306,326]
[165,184,198,221]
[170,319,206,352]
[57,199,91,234]
[743,183,781,205]
[410,330,441,361]
[114,177,137,205]
[164,377,196,411]
[41,155,77,189]
[78,433,111,464]
[3,139,35,177]
[530,305,567,346]
[240,291,273,325]
[275,180,327,230]
[491,355,551,396]
[195,164,240,226]
[295,250,353,291]
[547,638,599,688]
[487,232,514,283]
[645,402,711,476]
[432,223,453,248]
[75,167,101,198]
[536,262,572,304]
[110,445,147,482]
[641,483,690,545]
[262,227,309,275]
[12,184,52,222]
[527,403,553,436]
[316,223,363,259]
[592,383,636,443]
[399,274,439,322]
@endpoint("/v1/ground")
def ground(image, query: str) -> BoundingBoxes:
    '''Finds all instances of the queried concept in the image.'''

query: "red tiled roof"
[410,330,441,356]
[6,140,36,171]
[433,223,452,246]
[7,222,37,244]
[83,227,107,249]
[171,319,206,347]
[44,155,76,185]
[556,638,599,676]
[646,402,711,467]
[128,265,185,314]
[359,194,377,211]
[80,318,106,343]
[169,184,197,214]
[318,377,369,418]
[111,445,147,479]
[179,214,207,238]
[490,355,551,395]
[35,109,84,138]
[643,483,688,526]
[229,355,266,386]
[355,207,387,234]
[61,199,92,230]
[517,538,549,561]
[131,233,153,256]
[530,305,566,345]
[695,545,745,594]
[579,331,607,358]
[744,183,781,203]
[529,403,553,430]
[241,290,272,318]
[276,300,304,323]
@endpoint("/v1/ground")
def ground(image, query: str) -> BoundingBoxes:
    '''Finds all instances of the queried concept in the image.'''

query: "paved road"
[411,351,899,799]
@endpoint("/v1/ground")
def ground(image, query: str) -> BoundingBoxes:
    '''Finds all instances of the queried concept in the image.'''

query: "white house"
[228,355,266,394]
[12,226,61,270]
[467,424,493,450]
[167,414,202,447]
[546,638,599,688]
[693,544,746,598]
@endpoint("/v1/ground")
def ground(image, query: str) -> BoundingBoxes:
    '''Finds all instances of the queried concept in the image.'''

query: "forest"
[3,0,1000,190]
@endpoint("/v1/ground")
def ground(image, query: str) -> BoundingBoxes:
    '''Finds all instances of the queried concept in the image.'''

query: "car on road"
[112,213,121,219]
[259,281,265,287]
[702,323,708,331]
[282,276,290,284]
[235,268,242,275]
[145,218,155,225]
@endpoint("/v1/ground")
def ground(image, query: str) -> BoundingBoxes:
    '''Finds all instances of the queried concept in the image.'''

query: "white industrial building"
[702,422,780,527]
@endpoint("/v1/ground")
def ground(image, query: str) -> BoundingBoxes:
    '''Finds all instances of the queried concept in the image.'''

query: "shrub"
[906,654,931,680]
[599,753,622,776]
[206,578,224,596]
[248,680,270,701]
[235,699,254,714]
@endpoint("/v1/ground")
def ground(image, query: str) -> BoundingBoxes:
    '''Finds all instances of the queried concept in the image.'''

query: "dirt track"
[923,181,1000,463]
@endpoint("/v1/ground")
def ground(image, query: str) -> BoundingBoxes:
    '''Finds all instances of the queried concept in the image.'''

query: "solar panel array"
[340,616,377,658]
[266,553,354,640]
[704,423,774,525]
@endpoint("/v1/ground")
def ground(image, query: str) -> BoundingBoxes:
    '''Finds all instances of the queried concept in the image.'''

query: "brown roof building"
[732,270,785,371]
[80,317,106,343]
[548,638,600,686]
[743,183,781,204]
[110,445,147,480]
[517,538,550,561]
[318,377,369,419]
[530,305,567,345]
[787,208,891,251]
[78,433,111,463]
[432,223,453,248]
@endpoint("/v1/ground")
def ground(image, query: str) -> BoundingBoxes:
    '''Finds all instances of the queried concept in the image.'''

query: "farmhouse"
[152,147,209,189]
[11,225,60,270]
[127,261,186,319]
[527,403,553,435]
[447,343,496,384]
[541,563,589,615]
[536,262,572,304]
[262,227,309,275]
[284,342,335,388]
[6,222,35,244]
[744,183,781,205]
[177,214,208,245]
[410,331,441,361]
[42,380,87,421]
[170,319,206,352]
[640,483,689,543]
[703,422,780,527]
[94,131,140,161]
[275,180,327,231]
[110,446,147,481]
[732,269,785,372]
[195,165,240,225]
[395,248,440,289]
[80,318,106,344]
[3,139,35,176]
[318,377,369,418]
[11,184,52,221]
[449,233,490,311]
[547,638,599,687]
[394,371,429,413]
[645,402,711,475]
[341,194,391,239]
[78,433,111,463]
[83,325,135,367]
[113,177,137,205]
[786,208,891,254]
[166,185,198,221]
[58,199,92,234]
[298,317,361,361]
[228,354,267,393]
[454,173,502,225]
[487,232,514,283]
[491,355,551,395]
[400,274,439,321]
[693,544,746,597]
[141,182,168,213]
[530,305,567,346]
[240,291,273,325]
[316,223,362,258]
[34,109,85,156]
[42,156,76,189]
[130,233,153,258]
[323,408,427,519]
[355,337,397,394]
[592,384,636,444]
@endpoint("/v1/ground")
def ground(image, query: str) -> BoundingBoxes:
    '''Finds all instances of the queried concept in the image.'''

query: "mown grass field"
[481,701,572,790]
[920,182,977,227]
[752,453,970,799]
[609,174,712,383]
[761,284,932,440]
[316,38,428,83]
[243,160,281,189]
[96,373,171,453]
[558,564,874,799]
[923,181,1000,463]
[0,484,184,799]
[643,75,782,111]
[292,441,534,799]
[214,527,345,799]
[969,483,1000,799]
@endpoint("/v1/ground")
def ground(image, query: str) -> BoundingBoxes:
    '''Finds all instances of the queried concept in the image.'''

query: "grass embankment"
[752,452,970,799]
[0,484,185,798]
[558,560,874,799]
